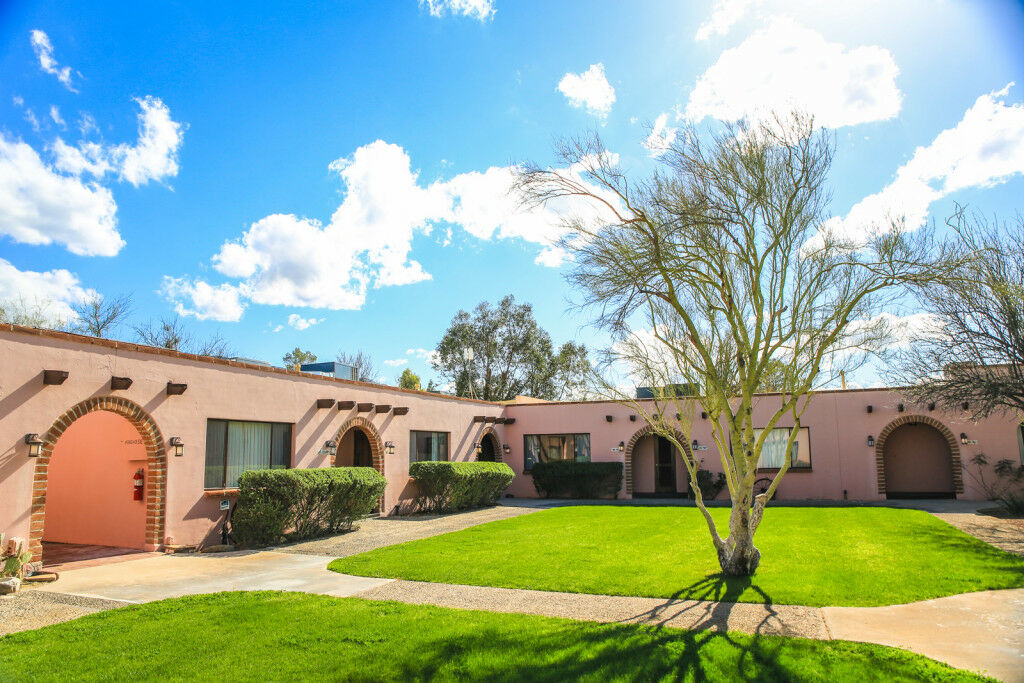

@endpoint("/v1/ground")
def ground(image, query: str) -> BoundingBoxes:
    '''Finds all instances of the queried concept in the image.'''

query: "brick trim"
[331,417,385,512]
[874,414,964,496]
[479,427,501,462]
[29,397,167,561]
[623,424,692,496]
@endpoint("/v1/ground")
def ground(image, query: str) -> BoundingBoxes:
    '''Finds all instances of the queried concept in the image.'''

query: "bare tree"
[0,296,69,329]
[514,114,956,576]
[71,293,133,338]
[892,206,1024,420]
[135,316,233,358]
[337,350,379,383]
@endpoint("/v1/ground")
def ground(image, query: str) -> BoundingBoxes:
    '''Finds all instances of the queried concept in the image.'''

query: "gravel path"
[357,579,829,639]
[932,510,1024,556]
[277,503,542,558]
[0,590,129,637]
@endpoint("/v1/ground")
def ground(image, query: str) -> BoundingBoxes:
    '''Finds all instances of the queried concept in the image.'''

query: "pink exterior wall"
[2,324,1022,551]
[44,411,148,548]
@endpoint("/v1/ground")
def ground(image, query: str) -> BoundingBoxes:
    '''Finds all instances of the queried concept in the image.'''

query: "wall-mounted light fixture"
[24,433,43,457]
[502,444,511,455]
[866,405,873,413]
[323,440,338,457]
[700,411,708,420]
[385,441,396,455]
[866,435,875,447]
[618,441,625,449]
[629,415,637,422]
[605,415,613,422]
[169,436,184,457]
[927,402,936,411]
[691,439,699,451]
[960,432,969,445]
[474,442,482,454]
[897,403,905,413]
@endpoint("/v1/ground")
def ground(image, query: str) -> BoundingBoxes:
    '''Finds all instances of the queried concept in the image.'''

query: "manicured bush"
[410,461,514,512]
[689,468,727,500]
[232,467,386,547]
[529,461,623,499]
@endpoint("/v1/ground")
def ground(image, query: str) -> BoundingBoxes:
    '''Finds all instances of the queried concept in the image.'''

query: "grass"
[0,592,992,681]
[329,506,1024,607]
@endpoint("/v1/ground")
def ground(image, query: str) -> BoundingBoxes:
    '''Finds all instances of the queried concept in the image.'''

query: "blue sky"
[2,0,1023,387]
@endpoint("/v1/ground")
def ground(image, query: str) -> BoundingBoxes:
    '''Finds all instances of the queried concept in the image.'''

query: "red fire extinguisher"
[133,468,145,501]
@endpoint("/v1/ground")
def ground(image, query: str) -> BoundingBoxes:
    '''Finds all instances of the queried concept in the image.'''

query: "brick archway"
[874,414,963,496]
[479,426,501,462]
[30,397,167,560]
[623,424,692,496]
[332,417,385,511]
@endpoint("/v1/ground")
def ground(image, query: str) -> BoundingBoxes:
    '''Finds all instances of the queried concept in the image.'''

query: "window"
[410,431,449,463]
[753,427,811,470]
[204,419,292,489]
[1018,425,1024,465]
[523,433,591,471]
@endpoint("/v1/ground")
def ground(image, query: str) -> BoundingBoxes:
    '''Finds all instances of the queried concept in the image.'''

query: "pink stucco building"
[2,324,1022,561]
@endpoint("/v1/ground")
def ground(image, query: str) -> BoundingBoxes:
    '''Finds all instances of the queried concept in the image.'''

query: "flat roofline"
[506,385,912,408]
[1,323,503,407]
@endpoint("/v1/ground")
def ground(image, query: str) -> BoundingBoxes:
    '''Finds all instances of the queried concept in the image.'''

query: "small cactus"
[0,533,33,579]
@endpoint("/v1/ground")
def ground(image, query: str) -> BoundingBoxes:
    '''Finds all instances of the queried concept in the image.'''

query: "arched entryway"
[331,416,385,511]
[624,425,692,497]
[30,397,167,562]
[876,414,963,498]
[478,429,500,462]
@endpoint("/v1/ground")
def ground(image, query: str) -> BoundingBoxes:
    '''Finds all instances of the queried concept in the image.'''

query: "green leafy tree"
[398,368,422,390]
[433,295,590,401]
[283,347,317,368]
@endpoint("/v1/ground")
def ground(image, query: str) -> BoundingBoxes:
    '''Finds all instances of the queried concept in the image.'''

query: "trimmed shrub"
[530,461,623,499]
[232,467,386,547]
[689,469,727,500]
[410,461,514,513]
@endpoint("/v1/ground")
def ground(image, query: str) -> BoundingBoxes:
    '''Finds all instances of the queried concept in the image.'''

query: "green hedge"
[232,467,386,547]
[410,461,514,513]
[530,461,623,499]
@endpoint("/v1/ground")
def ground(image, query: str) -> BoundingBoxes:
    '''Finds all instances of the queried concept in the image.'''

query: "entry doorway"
[655,437,677,494]
[478,433,498,462]
[882,422,956,498]
[338,427,374,467]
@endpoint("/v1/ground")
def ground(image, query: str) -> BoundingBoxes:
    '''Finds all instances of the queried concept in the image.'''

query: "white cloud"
[420,0,494,20]
[558,64,616,119]
[823,84,1024,243]
[0,133,122,256]
[49,105,65,128]
[643,113,677,157]
[383,358,409,367]
[161,277,246,322]
[407,347,440,365]
[695,0,763,41]
[287,313,324,330]
[0,257,93,323]
[50,96,185,187]
[685,18,901,129]
[30,30,76,92]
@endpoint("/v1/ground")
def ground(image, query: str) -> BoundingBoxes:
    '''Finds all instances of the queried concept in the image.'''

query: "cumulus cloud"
[407,347,441,365]
[643,113,678,157]
[50,96,185,187]
[822,84,1024,243]
[0,257,93,323]
[383,358,409,367]
[685,18,901,129]
[287,313,323,330]
[420,0,494,20]
[30,30,76,91]
[696,0,763,41]
[0,134,122,256]
[161,277,246,322]
[181,139,620,318]
[558,64,616,119]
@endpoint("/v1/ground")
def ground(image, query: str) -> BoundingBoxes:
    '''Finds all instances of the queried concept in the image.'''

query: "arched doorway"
[30,397,167,562]
[337,427,373,467]
[624,425,691,497]
[878,416,959,499]
[478,431,499,462]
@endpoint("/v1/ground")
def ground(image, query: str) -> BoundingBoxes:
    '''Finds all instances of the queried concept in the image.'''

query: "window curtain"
[204,420,227,488]
[574,434,591,462]
[759,428,790,469]
[524,435,540,470]
[226,421,272,487]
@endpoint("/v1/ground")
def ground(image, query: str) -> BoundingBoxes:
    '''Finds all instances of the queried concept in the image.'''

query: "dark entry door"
[655,437,676,494]
[479,436,497,462]
[353,429,373,467]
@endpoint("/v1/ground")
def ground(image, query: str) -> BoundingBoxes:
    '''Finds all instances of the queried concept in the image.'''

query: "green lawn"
[0,592,991,682]
[330,506,1024,607]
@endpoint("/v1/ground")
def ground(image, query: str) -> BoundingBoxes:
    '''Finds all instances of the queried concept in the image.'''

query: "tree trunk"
[716,506,761,576]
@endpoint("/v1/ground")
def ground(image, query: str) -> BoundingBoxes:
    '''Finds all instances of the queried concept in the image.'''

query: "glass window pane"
[226,421,272,488]
[575,434,591,462]
[204,420,227,489]
[271,423,291,469]
[524,435,540,471]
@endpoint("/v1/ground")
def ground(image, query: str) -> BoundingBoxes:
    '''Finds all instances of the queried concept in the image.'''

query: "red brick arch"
[30,397,167,561]
[874,414,963,496]
[332,416,385,512]
[479,426,501,462]
[623,424,692,496]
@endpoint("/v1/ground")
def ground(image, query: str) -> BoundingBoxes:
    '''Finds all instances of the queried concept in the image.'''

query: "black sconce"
[701,411,708,420]
[502,444,511,455]
[866,405,873,414]
[629,415,636,422]
[474,442,482,454]
[25,433,43,457]
[691,439,699,451]
[385,441,396,455]
[323,440,338,457]
[897,403,905,412]
[927,402,936,411]
[867,435,875,447]
[960,432,969,445]
[605,415,613,422]
[169,436,184,457]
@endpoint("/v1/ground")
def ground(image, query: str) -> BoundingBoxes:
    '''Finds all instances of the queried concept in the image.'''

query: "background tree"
[398,368,422,390]
[71,293,133,338]
[0,296,69,329]
[432,295,591,401]
[283,347,317,368]
[425,378,439,393]
[337,350,379,383]
[892,206,1024,420]
[515,114,953,576]
[135,316,234,358]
